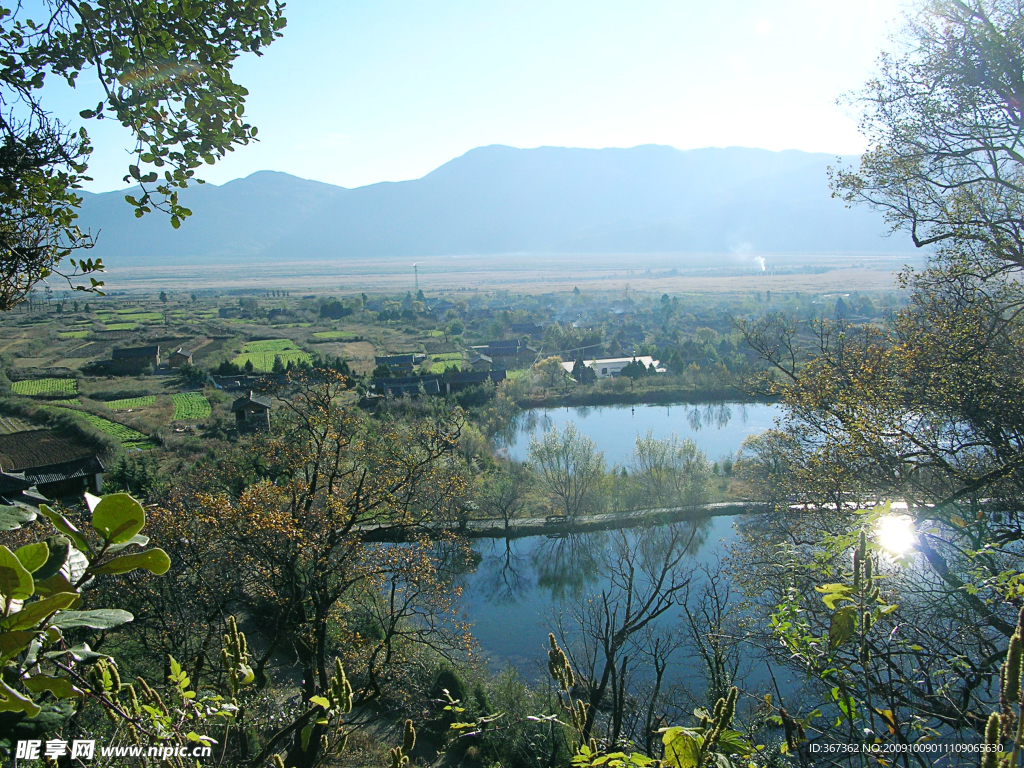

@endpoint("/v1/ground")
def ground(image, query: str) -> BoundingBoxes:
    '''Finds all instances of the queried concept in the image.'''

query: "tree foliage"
[0,0,285,308]
[833,0,1024,268]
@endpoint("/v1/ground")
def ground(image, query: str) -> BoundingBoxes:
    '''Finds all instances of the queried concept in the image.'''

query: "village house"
[110,345,160,374]
[469,353,492,371]
[167,347,193,368]
[231,391,272,430]
[559,356,664,379]
[0,429,104,499]
[374,354,426,376]
[369,370,506,398]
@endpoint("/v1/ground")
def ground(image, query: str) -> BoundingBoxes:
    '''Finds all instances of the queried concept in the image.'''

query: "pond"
[457,517,737,676]
[460,401,784,686]
[497,401,781,466]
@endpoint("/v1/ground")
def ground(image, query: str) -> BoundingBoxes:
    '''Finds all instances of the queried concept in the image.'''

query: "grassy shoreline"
[516,382,778,409]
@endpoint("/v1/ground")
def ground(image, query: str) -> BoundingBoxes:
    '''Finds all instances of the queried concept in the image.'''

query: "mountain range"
[75,144,914,265]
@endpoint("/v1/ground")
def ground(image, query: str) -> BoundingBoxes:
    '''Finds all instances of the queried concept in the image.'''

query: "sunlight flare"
[875,514,917,556]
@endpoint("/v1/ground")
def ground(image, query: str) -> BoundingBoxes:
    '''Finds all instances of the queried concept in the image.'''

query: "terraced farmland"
[59,331,90,339]
[77,412,153,449]
[105,396,156,410]
[171,392,211,419]
[11,378,77,397]
[101,322,137,331]
[312,331,355,340]
[232,339,310,371]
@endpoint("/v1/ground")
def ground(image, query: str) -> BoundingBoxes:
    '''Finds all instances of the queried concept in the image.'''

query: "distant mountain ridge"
[75,144,913,264]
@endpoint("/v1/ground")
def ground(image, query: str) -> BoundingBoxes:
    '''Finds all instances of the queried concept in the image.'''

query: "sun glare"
[875,514,917,556]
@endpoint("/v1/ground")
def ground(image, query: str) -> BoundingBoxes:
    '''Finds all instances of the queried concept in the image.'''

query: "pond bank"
[515,384,777,410]
[359,501,767,542]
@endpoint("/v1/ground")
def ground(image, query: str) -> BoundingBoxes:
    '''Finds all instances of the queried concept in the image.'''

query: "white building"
[559,355,663,379]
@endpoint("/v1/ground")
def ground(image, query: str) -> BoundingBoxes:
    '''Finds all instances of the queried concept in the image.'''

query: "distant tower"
[413,263,419,292]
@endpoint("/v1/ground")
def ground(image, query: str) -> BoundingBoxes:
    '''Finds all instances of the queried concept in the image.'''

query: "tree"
[0,0,285,308]
[571,356,596,384]
[533,355,566,388]
[832,0,1024,268]
[159,291,168,304]
[627,431,711,509]
[477,461,532,530]
[528,422,606,517]
[559,524,697,747]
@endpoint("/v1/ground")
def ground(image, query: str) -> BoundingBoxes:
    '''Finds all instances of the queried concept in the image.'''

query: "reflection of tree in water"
[531,519,715,602]
[532,531,606,599]
[686,404,735,432]
[475,539,531,605]
[493,409,553,450]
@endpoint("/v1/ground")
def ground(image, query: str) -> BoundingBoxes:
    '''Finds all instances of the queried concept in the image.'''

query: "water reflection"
[459,517,726,671]
[498,402,780,466]
[531,532,604,599]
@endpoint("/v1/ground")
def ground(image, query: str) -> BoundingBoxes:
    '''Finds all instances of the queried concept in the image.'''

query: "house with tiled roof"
[231,391,272,430]
[0,429,103,499]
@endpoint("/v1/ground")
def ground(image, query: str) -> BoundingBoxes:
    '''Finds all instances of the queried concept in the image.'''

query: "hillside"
[76,144,913,264]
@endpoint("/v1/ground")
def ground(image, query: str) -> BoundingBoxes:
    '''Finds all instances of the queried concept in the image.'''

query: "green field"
[232,339,310,371]
[77,412,154,449]
[171,392,212,419]
[11,378,77,396]
[102,322,137,331]
[105,396,156,410]
[312,330,356,340]
[59,330,90,339]
[113,312,164,322]
[428,352,463,373]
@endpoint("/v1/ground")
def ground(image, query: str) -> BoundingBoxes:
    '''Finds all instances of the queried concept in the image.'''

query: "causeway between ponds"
[359,501,766,542]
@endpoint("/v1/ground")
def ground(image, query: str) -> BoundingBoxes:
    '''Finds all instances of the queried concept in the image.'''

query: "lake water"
[457,518,737,676]
[498,402,781,466]
[462,401,782,680]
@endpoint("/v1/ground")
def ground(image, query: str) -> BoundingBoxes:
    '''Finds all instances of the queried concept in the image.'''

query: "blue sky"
[50,0,909,192]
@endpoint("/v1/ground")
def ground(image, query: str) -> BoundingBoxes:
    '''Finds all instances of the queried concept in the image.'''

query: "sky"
[45,0,911,193]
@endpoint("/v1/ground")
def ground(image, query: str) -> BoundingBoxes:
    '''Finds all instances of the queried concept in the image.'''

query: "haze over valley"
[78,144,916,271]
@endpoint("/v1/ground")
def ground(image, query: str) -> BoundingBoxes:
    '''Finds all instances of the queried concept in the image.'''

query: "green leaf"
[308,695,330,709]
[0,678,40,716]
[23,675,83,700]
[39,505,89,553]
[829,606,858,650]
[300,719,315,751]
[0,545,35,600]
[34,538,70,582]
[0,505,36,531]
[661,726,702,768]
[816,583,854,610]
[90,494,145,544]
[51,609,133,630]
[106,534,150,554]
[0,630,37,660]
[15,542,49,574]
[91,548,170,576]
[0,593,78,631]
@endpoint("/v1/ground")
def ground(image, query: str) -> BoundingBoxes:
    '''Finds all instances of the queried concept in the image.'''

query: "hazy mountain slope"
[76,145,911,264]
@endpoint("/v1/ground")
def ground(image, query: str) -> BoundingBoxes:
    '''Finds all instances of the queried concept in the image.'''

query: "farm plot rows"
[11,378,77,396]
[171,392,211,419]
[312,331,355,340]
[59,331,90,339]
[77,412,154,449]
[105,396,156,410]
[232,339,310,371]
